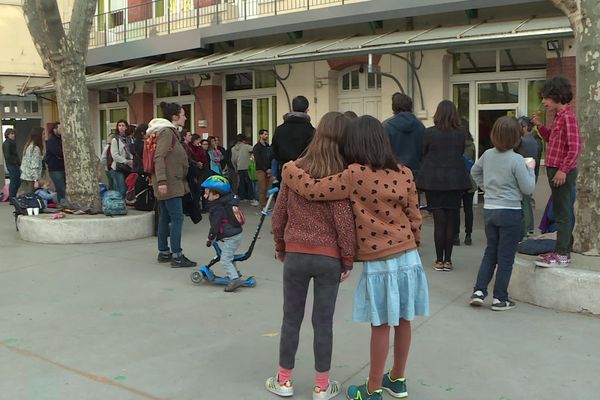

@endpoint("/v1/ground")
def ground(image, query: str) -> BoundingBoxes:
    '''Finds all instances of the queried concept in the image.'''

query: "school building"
[23,1,578,159]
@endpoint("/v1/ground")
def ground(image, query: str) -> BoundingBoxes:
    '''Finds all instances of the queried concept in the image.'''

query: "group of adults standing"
[3,123,66,202]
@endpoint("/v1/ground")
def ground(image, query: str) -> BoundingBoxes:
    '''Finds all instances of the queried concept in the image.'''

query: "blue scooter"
[190,187,279,288]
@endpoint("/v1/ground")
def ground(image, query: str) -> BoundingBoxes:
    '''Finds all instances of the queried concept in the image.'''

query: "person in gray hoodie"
[469,117,535,311]
[383,93,425,176]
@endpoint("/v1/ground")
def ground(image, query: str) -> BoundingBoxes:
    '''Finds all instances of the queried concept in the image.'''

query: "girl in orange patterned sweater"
[283,115,429,400]
[266,112,356,400]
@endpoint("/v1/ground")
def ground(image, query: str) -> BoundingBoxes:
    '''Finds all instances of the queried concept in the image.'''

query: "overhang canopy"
[34,16,572,93]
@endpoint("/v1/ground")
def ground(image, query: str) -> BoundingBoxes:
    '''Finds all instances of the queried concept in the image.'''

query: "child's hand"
[524,157,536,169]
[275,250,286,263]
[340,269,351,283]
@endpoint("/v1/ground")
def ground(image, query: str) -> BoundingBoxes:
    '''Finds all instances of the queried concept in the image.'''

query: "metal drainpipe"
[407,52,414,99]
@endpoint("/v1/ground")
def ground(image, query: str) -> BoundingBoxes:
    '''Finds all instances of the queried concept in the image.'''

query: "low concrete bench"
[17,211,154,244]
[511,254,600,315]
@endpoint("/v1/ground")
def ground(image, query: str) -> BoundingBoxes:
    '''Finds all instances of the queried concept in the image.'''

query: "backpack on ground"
[102,190,127,216]
[11,193,44,216]
[143,130,177,175]
[134,174,156,211]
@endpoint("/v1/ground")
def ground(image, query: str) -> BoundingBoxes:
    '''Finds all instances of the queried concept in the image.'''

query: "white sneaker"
[250,200,259,207]
[313,380,340,400]
[266,375,294,397]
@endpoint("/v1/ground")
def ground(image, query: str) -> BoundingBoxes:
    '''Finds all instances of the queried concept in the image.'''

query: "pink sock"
[278,366,292,384]
[315,371,330,389]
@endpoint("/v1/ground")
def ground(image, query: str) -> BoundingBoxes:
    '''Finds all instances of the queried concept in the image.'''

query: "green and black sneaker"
[381,372,408,398]
[346,383,382,400]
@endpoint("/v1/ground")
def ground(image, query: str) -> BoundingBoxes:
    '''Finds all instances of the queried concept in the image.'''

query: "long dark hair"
[23,127,44,156]
[433,100,461,131]
[343,115,399,171]
[297,111,348,178]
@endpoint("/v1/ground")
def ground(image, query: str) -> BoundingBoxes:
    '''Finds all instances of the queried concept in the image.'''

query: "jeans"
[49,170,66,202]
[110,170,127,199]
[521,194,534,239]
[474,209,522,302]
[220,233,243,279]
[279,253,341,372]
[237,169,254,200]
[157,197,184,256]
[6,164,21,198]
[547,167,577,255]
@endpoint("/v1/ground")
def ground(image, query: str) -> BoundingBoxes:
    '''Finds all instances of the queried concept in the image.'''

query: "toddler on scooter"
[202,175,245,293]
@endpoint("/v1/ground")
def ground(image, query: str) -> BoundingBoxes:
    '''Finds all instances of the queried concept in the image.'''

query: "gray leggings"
[279,252,341,372]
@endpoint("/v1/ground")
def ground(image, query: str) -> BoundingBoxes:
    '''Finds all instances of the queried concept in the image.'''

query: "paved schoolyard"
[1,199,599,400]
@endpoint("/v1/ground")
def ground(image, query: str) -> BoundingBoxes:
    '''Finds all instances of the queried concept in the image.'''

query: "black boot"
[464,233,472,246]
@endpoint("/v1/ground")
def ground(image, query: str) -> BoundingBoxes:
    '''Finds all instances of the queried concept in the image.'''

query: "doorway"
[225,96,277,147]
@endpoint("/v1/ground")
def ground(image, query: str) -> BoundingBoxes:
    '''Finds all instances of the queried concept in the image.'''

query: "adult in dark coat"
[272,95,314,178]
[2,128,21,198]
[383,93,425,176]
[45,122,66,202]
[416,100,471,271]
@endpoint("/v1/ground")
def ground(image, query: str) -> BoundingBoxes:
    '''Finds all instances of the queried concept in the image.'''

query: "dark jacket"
[45,134,65,171]
[383,112,425,175]
[416,127,471,192]
[130,137,144,174]
[253,141,272,171]
[272,113,314,165]
[206,193,243,241]
[2,138,20,166]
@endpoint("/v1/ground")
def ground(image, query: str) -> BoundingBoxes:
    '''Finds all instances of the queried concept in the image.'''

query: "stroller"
[190,187,279,288]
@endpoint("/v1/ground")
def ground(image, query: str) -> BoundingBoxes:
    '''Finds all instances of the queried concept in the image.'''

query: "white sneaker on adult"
[250,199,259,207]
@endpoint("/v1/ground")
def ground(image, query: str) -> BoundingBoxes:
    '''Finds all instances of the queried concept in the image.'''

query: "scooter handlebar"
[267,187,279,195]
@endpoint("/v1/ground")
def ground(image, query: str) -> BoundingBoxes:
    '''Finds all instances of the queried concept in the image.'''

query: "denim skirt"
[353,249,430,326]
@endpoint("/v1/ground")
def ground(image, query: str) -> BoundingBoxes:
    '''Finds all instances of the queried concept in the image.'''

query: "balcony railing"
[67,0,369,49]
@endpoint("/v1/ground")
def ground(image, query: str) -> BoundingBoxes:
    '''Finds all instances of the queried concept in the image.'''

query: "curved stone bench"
[511,255,600,315]
[17,211,154,244]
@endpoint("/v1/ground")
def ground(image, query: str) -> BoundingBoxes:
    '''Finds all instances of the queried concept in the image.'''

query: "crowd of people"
[2,76,582,400]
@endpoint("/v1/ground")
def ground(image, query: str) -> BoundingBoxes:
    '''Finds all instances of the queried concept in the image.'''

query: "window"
[367,72,382,89]
[1,100,40,116]
[255,71,276,89]
[341,69,381,91]
[226,73,254,91]
[477,82,519,104]
[156,81,192,98]
[99,87,128,103]
[453,47,546,74]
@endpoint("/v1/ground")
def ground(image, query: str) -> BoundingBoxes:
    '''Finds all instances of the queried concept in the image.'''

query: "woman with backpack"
[110,119,133,199]
[18,127,45,195]
[149,102,196,268]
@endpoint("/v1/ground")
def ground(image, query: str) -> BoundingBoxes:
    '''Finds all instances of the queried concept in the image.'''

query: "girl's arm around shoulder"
[401,169,422,246]
[271,183,290,251]
[331,200,357,268]
[281,161,352,201]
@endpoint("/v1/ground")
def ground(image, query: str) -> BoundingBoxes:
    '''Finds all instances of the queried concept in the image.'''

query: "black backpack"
[134,173,156,211]
[10,193,44,230]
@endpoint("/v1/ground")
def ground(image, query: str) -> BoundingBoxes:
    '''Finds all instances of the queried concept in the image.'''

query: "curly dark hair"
[539,76,573,104]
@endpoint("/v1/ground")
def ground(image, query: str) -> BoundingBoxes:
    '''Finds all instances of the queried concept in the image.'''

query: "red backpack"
[143,130,177,174]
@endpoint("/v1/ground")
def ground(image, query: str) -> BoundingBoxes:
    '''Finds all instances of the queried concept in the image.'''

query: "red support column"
[195,85,223,140]
[128,92,154,125]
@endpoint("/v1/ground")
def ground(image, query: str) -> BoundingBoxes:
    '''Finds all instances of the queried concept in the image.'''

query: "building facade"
[35,0,575,159]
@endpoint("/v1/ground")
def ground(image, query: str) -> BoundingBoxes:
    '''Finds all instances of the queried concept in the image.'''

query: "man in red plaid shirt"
[532,77,582,268]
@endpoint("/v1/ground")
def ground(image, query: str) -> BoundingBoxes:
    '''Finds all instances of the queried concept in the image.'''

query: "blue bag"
[463,155,474,172]
[102,190,127,216]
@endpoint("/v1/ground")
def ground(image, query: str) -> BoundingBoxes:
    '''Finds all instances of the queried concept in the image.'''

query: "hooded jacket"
[272,112,314,165]
[147,118,189,200]
[383,112,425,175]
[206,192,243,241]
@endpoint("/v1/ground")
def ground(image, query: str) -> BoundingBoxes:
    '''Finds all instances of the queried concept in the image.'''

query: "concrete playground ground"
[1,200,599,400]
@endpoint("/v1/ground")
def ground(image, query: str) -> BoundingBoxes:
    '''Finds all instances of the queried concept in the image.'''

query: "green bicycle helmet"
[201,175,231,194]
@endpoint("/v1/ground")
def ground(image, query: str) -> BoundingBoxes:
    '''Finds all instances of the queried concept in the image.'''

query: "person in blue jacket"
[383,93,425,177]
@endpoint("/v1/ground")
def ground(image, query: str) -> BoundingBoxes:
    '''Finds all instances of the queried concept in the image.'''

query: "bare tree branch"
[549,0,582,30]
[69,0,97,53]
